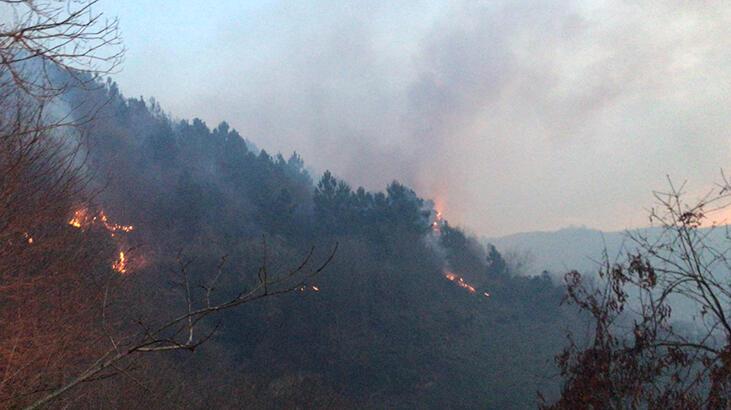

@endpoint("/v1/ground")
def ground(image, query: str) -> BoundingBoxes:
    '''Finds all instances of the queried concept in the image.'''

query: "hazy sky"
[99,1,731,236]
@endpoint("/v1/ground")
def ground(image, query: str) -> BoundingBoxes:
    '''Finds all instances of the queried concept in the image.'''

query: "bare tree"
[22,243,337,409]
[543,174,731,409]
[0,3,340,409]
[0,92,338,408]
[0,106,107,407]
[0,0,122,262]
[0,107,338,407]
[0,3,119,406]
[0,0,123,100]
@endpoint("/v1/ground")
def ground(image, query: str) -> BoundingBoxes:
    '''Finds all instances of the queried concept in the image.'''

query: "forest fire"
[431,210,445,234]
[68,209,134,235]
[431,205,491,298]
[68,209,86,228]
[69,208,136,274]
[443,270,476,293]
[112,251,127,274]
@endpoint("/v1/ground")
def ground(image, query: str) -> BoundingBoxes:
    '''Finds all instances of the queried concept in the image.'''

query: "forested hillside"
[1,65,579,408]
[8,1,731,408]
[33,78,574,408]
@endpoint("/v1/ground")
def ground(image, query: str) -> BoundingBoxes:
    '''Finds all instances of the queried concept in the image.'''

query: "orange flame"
[69,207,136,275]
[444,270,476,293]
[69,208,133,234]
[112,251,127,274]
[432,204,492,298]
[98,211,134,235]
[431,210,446,235]
[68,209,87,228]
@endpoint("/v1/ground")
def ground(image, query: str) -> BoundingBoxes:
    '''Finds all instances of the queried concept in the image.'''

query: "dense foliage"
[5,75,578,408]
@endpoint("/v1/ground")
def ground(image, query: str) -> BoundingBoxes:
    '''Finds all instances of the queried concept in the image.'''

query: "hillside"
[40,77,579,408]
[485,227,631,277]
[486,225,731,279]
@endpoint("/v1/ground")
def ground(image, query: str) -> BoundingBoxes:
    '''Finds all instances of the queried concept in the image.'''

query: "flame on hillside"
[431,210,445,235]
[112,251,127,274]
[444,270,476,293]
[69,209,134,235]
[69,207,136,274]
[431,204,491,299]
[298,285,320,292]
[68,209,85,228]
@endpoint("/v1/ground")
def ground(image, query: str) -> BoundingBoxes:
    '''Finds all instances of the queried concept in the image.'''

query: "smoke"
[106,0,731,235]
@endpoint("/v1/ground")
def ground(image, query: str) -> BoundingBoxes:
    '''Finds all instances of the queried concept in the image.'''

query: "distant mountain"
[485,226,647,277]
[486,225,731,279]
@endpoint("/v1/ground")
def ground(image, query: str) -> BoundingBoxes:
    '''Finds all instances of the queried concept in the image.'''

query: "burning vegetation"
[443,270,477,293]
[298,284,321,292]
[68,209,134,234]
[68,208,135,274]
[430,206,490,298]
[112,251,128,274]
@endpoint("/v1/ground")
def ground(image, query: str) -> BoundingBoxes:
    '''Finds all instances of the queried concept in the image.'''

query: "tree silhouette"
[545,175,731,409]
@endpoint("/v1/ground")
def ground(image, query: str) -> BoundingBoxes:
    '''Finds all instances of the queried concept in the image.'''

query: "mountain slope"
[55,77,579,408]
[485,227,632,277]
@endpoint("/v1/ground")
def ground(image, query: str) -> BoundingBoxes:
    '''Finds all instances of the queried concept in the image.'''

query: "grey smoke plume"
[105,0,731,235]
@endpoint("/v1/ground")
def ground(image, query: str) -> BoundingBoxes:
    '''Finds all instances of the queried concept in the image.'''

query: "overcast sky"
[99,0,731,236]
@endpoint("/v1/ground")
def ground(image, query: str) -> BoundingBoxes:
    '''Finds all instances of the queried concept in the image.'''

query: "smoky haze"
[101,0,731,236]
